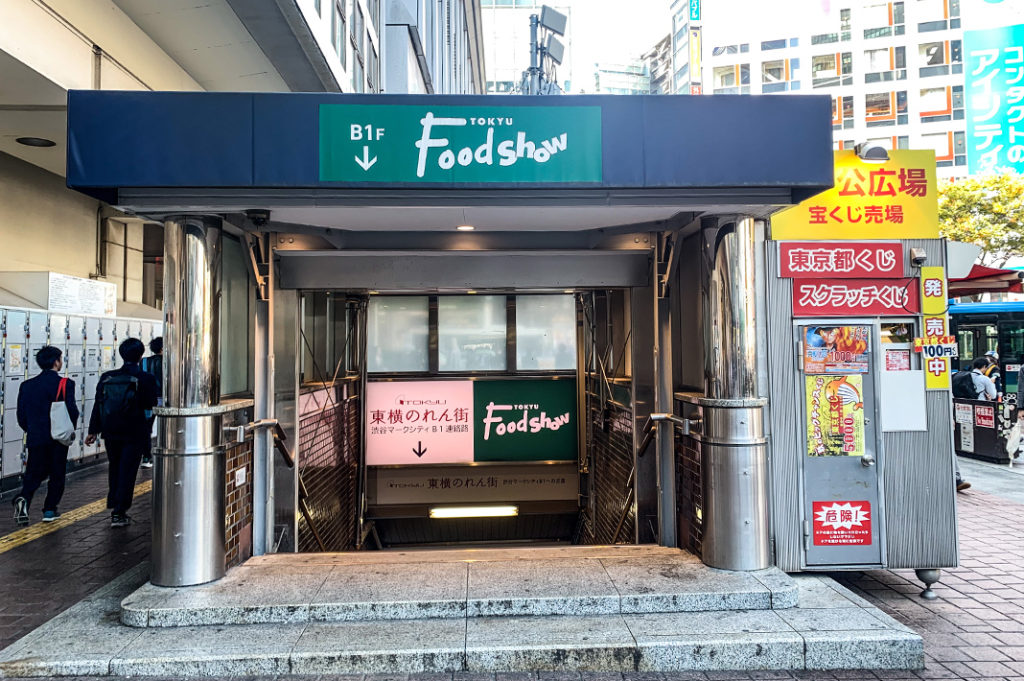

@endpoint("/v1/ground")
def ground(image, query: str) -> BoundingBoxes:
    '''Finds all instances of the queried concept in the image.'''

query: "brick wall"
[224,439,254,569]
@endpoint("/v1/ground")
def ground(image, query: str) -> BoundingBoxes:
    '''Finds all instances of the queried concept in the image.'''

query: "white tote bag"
[50,377,76,446]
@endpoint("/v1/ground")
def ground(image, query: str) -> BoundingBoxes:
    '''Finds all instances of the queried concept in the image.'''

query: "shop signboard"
[320,104,602,183]
[812,500,872,546]
[919,266,947,315]
[976,404,995,429]
[779,242,902,279]
[771,150,939,240]
[792,279,920,317]
[372,464,578,505]
[964,23,1024,174]
[690,0,701,21]
[366,379,577,465]
[689,27,702,87]
[805,374,865,457]
[955,402,974,424]
[474,379,578,462]
[803,325,870,374]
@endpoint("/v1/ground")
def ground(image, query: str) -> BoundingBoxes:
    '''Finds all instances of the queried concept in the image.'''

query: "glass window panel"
[221,236,250,396]
[762,60,785,83]
[367,296,429,372]
[438,296,507,371]
[865,48,890,72]
[920,42,945,65]
[516,295,576,370]
[920,86,947,110]
[865,92,892,117]
[922,132,951,157]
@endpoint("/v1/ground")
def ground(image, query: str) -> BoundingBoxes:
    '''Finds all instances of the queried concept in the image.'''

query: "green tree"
[938,173,1024,267]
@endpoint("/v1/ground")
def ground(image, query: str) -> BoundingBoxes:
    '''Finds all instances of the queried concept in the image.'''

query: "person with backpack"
[11,346,79,525]
[139,337,163,469]
[983,350,1002,395]
[85,338,158,527]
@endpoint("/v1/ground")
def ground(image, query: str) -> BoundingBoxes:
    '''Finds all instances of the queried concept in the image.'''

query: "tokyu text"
[415,112,569,178]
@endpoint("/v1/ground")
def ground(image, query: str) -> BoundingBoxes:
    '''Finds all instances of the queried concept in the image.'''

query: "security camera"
[910,248,928,266]
[245,209,271,228]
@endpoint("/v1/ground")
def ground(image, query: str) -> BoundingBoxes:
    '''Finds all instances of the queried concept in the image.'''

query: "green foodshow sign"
[474,379,578,462]
[319,104,603,183]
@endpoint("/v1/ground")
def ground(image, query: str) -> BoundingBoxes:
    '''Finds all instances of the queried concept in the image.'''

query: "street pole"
[529,13,540,95]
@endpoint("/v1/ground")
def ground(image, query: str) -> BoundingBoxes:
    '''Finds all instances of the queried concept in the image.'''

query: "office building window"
[920,85,965,123]
[864,2,905,38]
[367,43,379,92]
[712,44,749,56]
[865,46,906,82]
[918,0,960,31]
[833,96,855,130]
[712,64,750,94]
[314,0,322,15]
[919,40,962,77]
[351,4,364,57]
[954,130,966,166]
[865,91,908,127]
[332,1,347,69]
[763,59,798,92]
[812,8,851,44]
[438,296,507,372]
[762,38,787,51]
[367,297,429,372]
[923,131,955,166]
[813,53,852,88]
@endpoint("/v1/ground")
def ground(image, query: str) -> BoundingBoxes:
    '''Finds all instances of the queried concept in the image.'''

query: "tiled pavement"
[0,457,1023,680]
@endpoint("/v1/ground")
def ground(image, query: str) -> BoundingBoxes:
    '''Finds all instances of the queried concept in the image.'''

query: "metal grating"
[675,433,702,556]
[296,382,360,552]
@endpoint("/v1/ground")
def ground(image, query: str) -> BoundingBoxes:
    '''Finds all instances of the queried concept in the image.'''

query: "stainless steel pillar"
[699,216,770,571]
[152,215,225,586]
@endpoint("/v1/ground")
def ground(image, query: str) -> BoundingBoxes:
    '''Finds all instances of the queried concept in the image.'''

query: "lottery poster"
[806,374,866,457]
[803,325,870,374]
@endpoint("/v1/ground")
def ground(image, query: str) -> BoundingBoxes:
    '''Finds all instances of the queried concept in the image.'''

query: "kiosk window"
[367,296,429,372]
[438,296,507,371]
[516,295,576,370]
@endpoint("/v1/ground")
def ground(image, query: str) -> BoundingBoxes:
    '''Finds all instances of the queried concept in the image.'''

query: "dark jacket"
[17,370,80,449]
[88,362,159,441]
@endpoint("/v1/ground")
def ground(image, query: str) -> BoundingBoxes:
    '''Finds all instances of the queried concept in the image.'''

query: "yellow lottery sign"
[772,150,939,240]
[922,312,952,391]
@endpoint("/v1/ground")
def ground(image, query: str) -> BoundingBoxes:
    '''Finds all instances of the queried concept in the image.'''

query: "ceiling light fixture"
[16,137,56,148]
[430,505,519,519]
[456,225,475,231]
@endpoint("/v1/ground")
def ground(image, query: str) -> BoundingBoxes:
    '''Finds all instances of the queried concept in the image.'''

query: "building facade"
[593,61,652,95]
[671,0,968,177]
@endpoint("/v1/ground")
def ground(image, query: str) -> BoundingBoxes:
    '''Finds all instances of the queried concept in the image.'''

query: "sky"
[568,0,670,69]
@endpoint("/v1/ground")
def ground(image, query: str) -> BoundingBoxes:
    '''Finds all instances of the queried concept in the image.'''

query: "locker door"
[5,310,27,345]
[2,406,22,443]
[69,317,86,346]
[28,312,48,344]
[4,343,26,378]
[85,317,100,344]
[115,319,129,341]
[2,441,23,477]
[100,319,114,344]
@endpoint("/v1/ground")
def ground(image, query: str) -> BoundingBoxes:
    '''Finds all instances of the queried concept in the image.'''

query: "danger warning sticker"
[812,500,872,546]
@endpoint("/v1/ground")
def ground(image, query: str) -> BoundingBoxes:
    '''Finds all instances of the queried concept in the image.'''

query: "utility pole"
[529,14,541,95]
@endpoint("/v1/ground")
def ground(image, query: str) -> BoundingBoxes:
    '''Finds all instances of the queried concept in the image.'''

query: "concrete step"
[0,563,924,677]
[119,547,800,627]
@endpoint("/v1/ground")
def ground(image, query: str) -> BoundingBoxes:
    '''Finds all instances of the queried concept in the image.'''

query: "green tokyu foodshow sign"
[319,104,602,183]
[474,379,578,462]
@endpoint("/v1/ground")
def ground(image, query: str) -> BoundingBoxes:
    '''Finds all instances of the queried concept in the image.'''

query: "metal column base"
[699,400,770,571]
[152,414,226,587]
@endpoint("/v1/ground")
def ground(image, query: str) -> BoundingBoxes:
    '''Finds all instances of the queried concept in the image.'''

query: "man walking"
[139,336,162,469]
[85,338,158,527]
[12,346,79,525]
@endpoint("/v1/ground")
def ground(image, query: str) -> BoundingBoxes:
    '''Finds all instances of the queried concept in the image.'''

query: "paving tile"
[310,562,469,622]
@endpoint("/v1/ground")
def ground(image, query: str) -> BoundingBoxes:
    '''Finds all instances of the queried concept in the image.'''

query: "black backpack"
[98,373,141,433]
[951,370,976,399]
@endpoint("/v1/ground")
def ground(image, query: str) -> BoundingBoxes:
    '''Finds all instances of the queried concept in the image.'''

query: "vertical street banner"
[806,374,865,457]
[964,23,1024,174]
[920,266,951,390]
[771,150,939,240]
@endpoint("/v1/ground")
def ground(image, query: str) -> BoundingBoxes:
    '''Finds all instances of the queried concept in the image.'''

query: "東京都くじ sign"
[365,379,577,465]
[319,104,602,183]
[779,242,903,279]
[771,150,938,240]
[805,374,865,457]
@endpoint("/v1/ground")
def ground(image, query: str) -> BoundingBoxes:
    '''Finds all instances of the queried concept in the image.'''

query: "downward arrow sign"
[412,441,427,458]
[354,145,378,171]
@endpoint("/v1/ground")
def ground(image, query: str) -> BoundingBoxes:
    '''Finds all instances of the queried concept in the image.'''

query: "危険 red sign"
[812,500,872,546]
[779,242,903,279]
[792,279,920,317]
